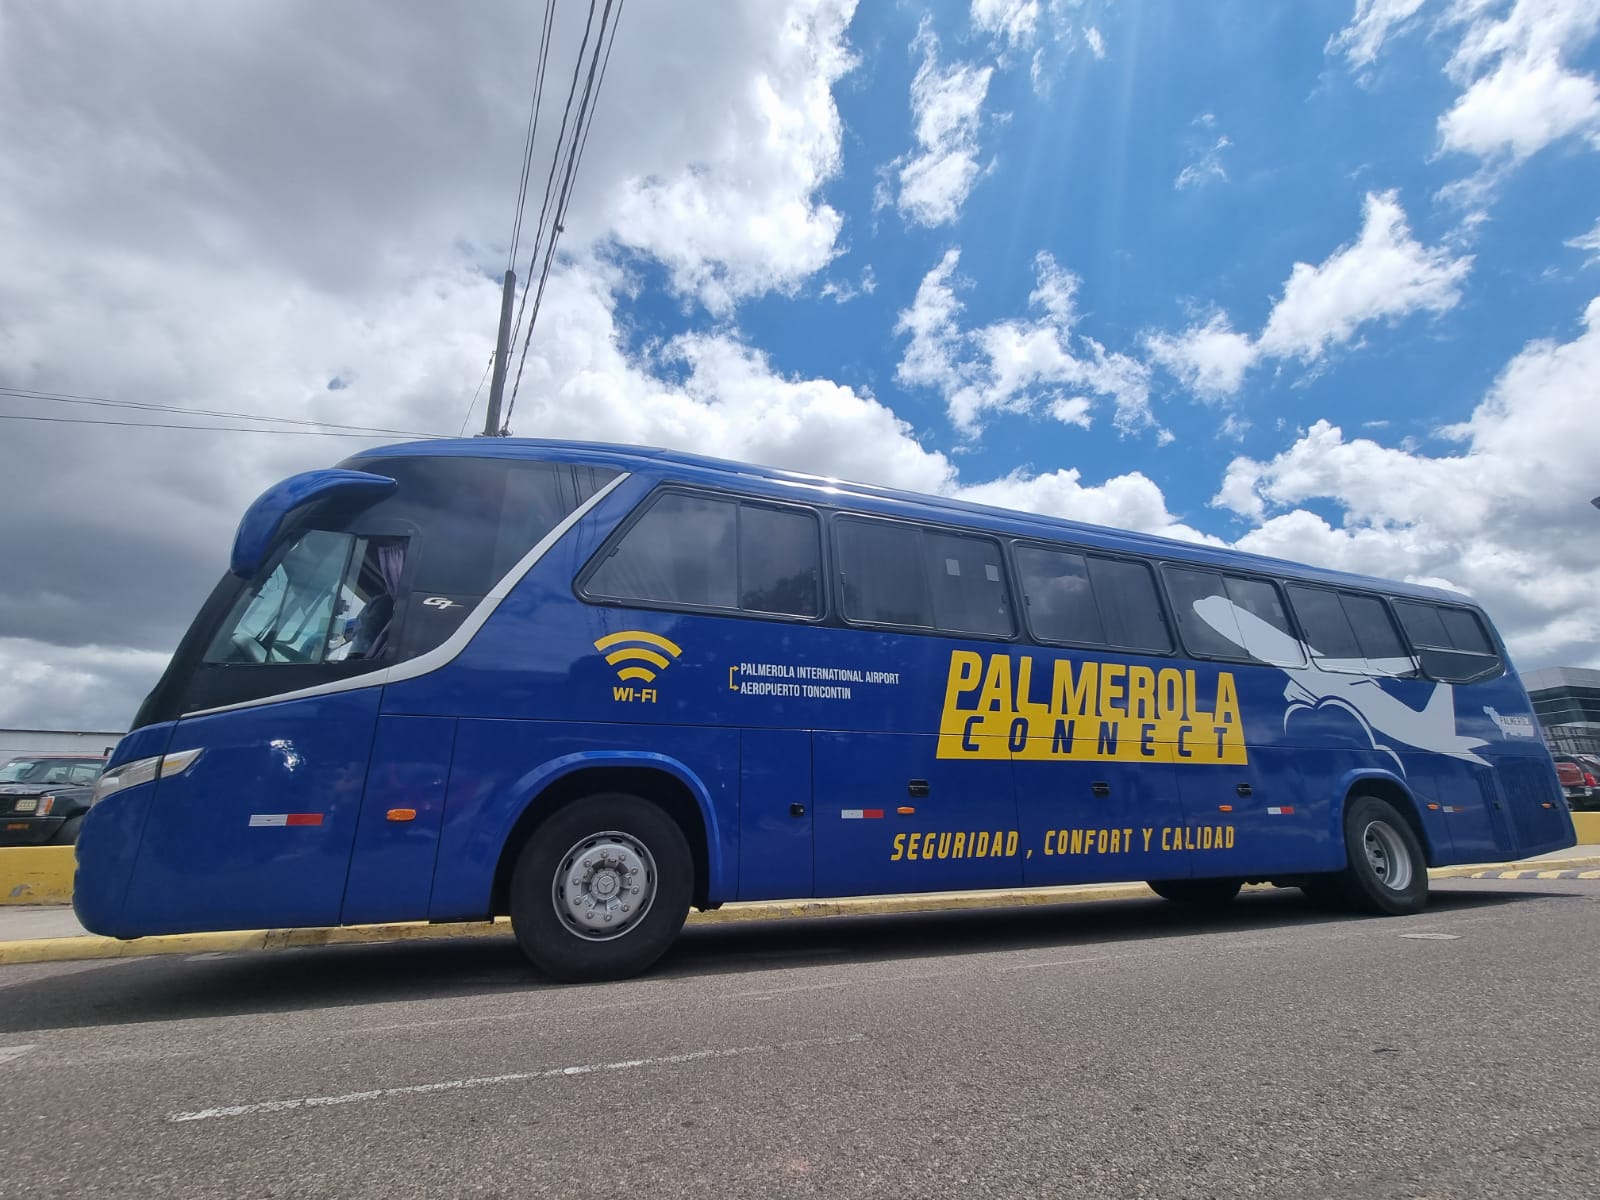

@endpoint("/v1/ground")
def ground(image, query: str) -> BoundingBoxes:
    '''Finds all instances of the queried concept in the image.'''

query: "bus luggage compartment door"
[812,731,1018,898]
[120,690,379,934]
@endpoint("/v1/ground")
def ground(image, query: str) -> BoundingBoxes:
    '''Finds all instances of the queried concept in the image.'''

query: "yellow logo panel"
[594,630,683,683]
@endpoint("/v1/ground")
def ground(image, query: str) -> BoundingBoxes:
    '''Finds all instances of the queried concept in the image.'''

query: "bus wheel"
[1146,877,1243,905]
[509,793,692,983]
[1335,795,1428,916]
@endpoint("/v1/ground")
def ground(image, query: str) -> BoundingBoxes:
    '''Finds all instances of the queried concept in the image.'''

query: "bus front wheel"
[1146,877,1243,905]
[1332,795,1428,916]
[508,793,692,983]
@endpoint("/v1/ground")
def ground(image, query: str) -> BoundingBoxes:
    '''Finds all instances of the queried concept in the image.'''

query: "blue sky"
[1,0,1598,728]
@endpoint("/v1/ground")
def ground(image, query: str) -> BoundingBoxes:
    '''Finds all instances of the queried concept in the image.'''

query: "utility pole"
[483,269,517,437]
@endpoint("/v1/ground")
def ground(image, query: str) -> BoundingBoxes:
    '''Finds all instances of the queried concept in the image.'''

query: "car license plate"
[12,797,36,813]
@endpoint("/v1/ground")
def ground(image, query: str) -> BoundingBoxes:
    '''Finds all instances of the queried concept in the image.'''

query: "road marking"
[0,1044,38,1065]
[1398,932,1461,940]
[169,1034,865,1123]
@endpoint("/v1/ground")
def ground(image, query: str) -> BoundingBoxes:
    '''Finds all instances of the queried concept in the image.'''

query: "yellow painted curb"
[1570,811,1600,843]
[0,846,75,905]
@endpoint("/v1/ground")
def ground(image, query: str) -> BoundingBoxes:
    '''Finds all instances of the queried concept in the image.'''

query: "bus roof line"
[343,438,1477,610]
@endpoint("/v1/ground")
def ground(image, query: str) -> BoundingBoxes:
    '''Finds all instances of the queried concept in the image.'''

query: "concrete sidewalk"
[5,844,1599,967]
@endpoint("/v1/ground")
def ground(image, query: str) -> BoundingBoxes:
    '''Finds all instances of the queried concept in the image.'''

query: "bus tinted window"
[1394,601,1501,682]
[587,493,738,609]
[836,518,934,628]
[1222,576,1302,666]
[927,530,1012,636]
[738,505,822,617]
[1016,546,1103,644]
[353,457,617,597]
[1438,607,1493,654]
[1165,568,1237,659]
[1166,567,1301,665]
[1288,586,1412,676]
[1286,585,1362,662]
[1016,547,1170,653]
[836,518,1013,636]
[1341,593,1412,674]
[1089,558,1171,653]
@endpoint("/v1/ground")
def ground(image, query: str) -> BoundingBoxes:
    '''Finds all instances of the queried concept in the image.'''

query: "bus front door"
[811,731,1019,898]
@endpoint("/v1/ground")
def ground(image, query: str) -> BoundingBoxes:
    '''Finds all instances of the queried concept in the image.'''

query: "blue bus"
[77,439,1574,980]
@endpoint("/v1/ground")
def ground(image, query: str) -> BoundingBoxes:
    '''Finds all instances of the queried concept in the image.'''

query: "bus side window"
[926,530,1012,637]
[738,505,822,617]
[835,518,934,629]
[1393,601,1502,683]
[1015,545,1104,645]
[585,494,739,609]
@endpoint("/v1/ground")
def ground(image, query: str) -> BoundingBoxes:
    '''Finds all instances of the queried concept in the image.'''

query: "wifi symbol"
[594,630,684,683]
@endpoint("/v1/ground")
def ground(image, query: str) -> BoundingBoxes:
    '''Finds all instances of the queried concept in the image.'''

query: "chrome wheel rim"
[552,831,657,941]
[1361,820,1413,892]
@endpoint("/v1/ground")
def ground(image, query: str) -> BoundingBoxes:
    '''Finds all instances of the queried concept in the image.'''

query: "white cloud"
[1084,27,1106,59]
[1326,0,1430,69]
[1175,135,1231,190]
[1438,0,1600,162]
[894,21,994,227]
[1216,295,1600,667]
[819,265,878,303]
[1439,50,1600,160]
[1568,217,1600,265]
[608,1,857,312]
[895,249,1159,436]
[1150,190,1470,398]
[1147,315,1258,400]
[971,0,1041,49]
[1256,189,1472,362]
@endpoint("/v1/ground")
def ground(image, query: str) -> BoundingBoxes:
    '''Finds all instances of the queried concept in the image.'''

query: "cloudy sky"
[1,0,1598,732]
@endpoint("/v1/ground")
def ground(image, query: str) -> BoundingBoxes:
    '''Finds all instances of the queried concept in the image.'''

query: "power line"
[0,412,443,437]
[0,385,441,439]
[504,0,626,434]
[506,1,558,278]
[504,0,603,378]
[457,354,495,437]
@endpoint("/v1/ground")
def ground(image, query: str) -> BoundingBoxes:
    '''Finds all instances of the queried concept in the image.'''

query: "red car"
[1554,754,1598,811]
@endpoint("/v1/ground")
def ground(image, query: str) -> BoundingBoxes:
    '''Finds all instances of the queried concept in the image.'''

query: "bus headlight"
[92,748,205,805]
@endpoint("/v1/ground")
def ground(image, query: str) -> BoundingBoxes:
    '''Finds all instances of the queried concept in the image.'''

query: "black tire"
[1146,877,1243,905]
[1335,794,1428,915]
[508,793,692,983]
[49,815,84,845]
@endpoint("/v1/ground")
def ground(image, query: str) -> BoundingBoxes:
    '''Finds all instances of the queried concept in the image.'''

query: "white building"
[0,728,124,758]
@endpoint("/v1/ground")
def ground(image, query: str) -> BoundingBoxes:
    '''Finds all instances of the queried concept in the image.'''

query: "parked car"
[1,783,95,845]
[0,755,106,845]
[1554,754,1599,811]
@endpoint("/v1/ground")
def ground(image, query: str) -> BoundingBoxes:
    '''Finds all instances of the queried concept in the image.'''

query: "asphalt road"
[1,879,1597,1199]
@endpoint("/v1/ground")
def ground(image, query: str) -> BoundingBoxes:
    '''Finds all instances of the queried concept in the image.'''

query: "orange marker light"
[1217,804,1232,813]
[897,806,916,815]
[386,808,417,822]
[1427,803,1440,810]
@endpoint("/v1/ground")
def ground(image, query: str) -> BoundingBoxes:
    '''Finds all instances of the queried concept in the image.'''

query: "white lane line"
[0,1044,38,1065]
[169,1034,865,1123]
[353,981,847,1037]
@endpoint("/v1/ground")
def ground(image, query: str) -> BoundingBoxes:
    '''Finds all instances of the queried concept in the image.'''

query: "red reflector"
[862,809,884,819]
[284,813,324,826]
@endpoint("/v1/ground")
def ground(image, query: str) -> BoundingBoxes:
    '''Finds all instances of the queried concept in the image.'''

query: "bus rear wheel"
[509,793,692,983]
[1333,794,1428,916]
[1146,877,1243,905]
